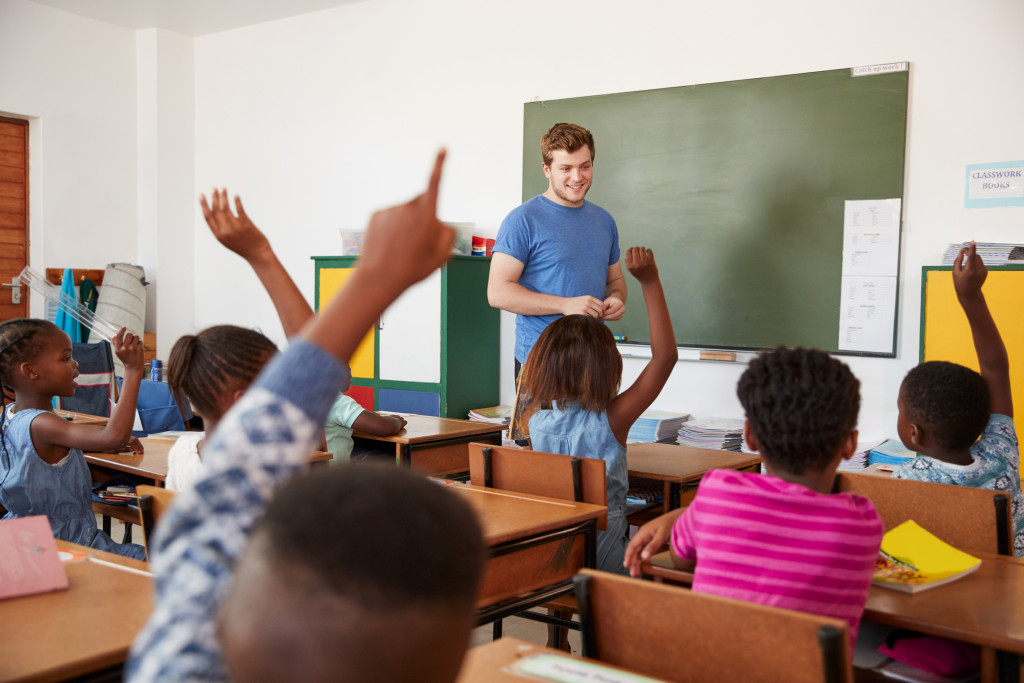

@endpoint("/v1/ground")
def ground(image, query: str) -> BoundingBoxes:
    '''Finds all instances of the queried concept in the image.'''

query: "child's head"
[218,464,485,683]
[897,361,989,452]
[167,325,277,424]
[522,314,622,412]
[737,346,860,475]
[0,318,73,397]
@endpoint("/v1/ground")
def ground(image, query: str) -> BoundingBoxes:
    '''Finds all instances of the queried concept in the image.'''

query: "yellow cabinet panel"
[318,267,375,379]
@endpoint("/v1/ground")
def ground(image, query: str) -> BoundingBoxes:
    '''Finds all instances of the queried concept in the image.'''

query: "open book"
[872,521,981,593]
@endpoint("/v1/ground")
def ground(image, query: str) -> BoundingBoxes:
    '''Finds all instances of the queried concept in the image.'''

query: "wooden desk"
[58,411,109,426]
[0,541,153,682]
[353,415,503,476]
[85,437,332,528]
[450,484,605,625]
[456,637,670,682]
[627,442,762,511]
[643,550,1024,683]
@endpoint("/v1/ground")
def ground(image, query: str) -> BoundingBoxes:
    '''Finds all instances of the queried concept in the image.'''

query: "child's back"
[893,243,1022,556]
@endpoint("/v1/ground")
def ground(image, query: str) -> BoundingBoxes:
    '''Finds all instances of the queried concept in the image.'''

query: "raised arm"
[953,241,1012,417]
[607,247,678,444]
[200,189,314,337]
[602,261,628,321]
[487,252,605,318]
[32,328,145,455]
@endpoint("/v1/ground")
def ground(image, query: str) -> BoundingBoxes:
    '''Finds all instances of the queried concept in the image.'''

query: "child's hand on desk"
[952,240,987,301]
[111,328,144,375]
[358,150,455,293]
[199,189,273,264]
[623,507,684,578]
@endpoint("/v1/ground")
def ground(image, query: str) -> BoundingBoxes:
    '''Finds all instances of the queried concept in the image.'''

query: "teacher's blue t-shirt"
[493,195,620,363]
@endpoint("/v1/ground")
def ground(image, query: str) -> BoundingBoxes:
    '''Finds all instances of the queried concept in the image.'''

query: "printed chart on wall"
[523,62,909,357]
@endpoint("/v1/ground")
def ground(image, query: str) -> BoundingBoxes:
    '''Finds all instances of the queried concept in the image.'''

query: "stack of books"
[837,439,882,471]
[941,242,1024,266]
[868,438,917,467]
[468,405,512,425]
[677,417,745,451]
[627,410,692,444]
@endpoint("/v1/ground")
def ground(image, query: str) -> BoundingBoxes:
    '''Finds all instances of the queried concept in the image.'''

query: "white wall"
[191,0,1024,439]
[0,0,139,282]
[5,0,1023,441]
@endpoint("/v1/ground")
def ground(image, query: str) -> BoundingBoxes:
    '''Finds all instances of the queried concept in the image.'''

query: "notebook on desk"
[0,516,69,600]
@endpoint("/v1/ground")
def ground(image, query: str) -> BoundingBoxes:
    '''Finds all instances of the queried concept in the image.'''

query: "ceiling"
[28,0,365,37]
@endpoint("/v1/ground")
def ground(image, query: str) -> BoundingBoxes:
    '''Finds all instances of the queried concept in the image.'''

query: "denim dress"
[0,407,145,559]
[529,402,628,575]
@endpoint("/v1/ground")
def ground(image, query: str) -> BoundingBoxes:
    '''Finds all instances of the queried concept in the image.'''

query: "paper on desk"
[841,199,901,277]
[837,275,897,353]
[509,653,663,683]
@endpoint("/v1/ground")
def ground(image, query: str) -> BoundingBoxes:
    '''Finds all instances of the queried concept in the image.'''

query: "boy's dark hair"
[167,325,277,419]
[257,464,485,609]
[901,361,990,450]
[522,315,622,413]
[0,318,62,462]
[541,123,595,167]
[737,346,860,475]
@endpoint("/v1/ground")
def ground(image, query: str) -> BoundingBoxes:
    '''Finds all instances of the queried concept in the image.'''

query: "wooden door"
[0,116,28,323]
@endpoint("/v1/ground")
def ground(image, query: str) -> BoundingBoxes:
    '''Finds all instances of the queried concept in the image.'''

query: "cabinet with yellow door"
[313,255,499,418]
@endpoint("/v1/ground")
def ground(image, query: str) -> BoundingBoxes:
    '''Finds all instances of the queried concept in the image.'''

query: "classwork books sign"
[966,161,1024,208]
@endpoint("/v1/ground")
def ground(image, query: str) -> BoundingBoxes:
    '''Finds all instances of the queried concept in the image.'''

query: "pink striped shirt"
[671,469,883,646]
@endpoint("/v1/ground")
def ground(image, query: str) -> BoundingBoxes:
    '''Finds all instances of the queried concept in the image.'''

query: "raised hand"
[624,246,659,284]
[199,189,272,263]
[952,241,987,301]
[111,327,144,374]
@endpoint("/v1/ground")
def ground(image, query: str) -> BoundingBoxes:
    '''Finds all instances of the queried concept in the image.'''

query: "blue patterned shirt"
[126,340,349,681]
[892,414,1023,557]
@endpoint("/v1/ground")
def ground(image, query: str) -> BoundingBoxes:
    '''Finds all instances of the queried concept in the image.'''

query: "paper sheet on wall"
[837,275,897,353]
[841,199,901,277]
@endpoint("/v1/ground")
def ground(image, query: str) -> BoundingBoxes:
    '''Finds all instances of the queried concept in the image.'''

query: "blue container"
[151,359,163,382]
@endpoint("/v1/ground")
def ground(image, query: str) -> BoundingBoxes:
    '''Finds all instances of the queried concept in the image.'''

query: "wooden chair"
[835,471,1012,555]
[136,484,177,560]
[468,443,607,644]
[574,568,852,683]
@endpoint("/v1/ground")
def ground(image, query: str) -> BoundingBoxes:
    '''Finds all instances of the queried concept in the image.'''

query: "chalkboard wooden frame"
[522,66,909,357]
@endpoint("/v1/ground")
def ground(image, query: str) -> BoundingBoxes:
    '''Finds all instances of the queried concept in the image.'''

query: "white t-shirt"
[165,433,204,491]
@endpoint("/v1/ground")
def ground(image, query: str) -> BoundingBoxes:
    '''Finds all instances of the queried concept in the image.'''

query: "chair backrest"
[835,471,1012,555]
[117,378,190,436]
[136,485,177,559]
[468,443,607,529]
[55,341,115,417]
[574,569,851,683]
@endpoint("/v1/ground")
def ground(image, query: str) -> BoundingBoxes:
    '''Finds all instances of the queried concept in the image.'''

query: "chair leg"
[546,610,570,651]
[102,514,112,535]
[122,523,133,544]
[492,619,503,640]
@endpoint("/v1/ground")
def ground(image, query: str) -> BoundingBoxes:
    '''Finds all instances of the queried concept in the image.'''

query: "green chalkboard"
[522,66,908,356]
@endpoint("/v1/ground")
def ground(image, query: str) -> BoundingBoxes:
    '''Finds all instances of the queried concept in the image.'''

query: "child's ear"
[18,361,37,381]
[742,420,760,453]
[903,421,926,451]
[839,429,859,461]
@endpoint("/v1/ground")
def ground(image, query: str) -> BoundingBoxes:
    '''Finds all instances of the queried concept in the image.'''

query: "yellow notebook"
[873,520,981,593]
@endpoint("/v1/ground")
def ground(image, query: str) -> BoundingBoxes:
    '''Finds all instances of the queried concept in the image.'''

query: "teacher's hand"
[562,295,604,318]
[602,296,625,321]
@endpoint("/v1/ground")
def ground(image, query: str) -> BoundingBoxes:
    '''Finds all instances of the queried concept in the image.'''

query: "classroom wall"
[6,0,1023,441]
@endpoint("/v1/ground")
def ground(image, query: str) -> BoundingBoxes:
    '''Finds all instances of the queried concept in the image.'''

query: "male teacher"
[488,123,627,378]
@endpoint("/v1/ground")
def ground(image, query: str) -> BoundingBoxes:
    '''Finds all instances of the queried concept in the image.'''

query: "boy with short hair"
[892,241,1022,556]
[127,151,486,682]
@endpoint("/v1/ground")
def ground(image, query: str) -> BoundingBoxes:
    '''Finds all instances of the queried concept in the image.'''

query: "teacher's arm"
[602,261,628,321]
[487,252,604,317]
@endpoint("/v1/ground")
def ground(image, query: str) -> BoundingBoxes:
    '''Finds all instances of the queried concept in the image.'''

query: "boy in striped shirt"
[625,346,883,647]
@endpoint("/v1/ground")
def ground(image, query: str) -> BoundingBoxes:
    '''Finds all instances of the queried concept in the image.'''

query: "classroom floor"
[99,513,583,653]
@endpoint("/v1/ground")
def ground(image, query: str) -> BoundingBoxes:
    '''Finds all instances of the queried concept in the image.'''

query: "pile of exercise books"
[677,417,745,451]
[868,439,917,467]
[941,241,1024,266]
[468,405,511,425]
[627,410,692,443]
[836,439,882,471]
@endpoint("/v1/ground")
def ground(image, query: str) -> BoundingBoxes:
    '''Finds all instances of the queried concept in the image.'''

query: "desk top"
[455,637,669,682]
[58,411,109,426]
[353,415,504,445]
[643,549,1024,655]
[85,436,331,482]
[627,442,762,483]
[0,541,153,682]
[450,483,606,546]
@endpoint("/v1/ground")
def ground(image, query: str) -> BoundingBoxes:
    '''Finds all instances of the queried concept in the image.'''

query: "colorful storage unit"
[313,254,499,418]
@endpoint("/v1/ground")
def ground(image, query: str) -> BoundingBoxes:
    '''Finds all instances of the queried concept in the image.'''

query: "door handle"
[1,277,21,304]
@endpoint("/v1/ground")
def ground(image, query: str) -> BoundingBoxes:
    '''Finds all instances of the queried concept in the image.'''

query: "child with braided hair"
[624,346,884,648]
[0,321,146,559]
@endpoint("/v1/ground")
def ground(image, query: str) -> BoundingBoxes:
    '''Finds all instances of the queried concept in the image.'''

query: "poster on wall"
[965,161,1024,208]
